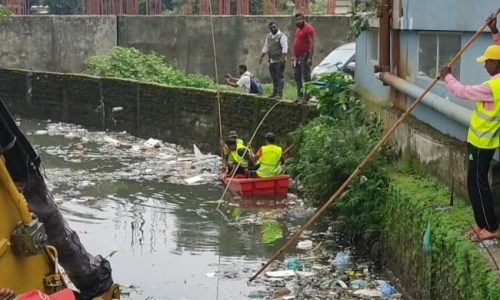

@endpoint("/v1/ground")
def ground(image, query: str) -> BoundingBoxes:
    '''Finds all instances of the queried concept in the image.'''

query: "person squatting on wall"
[259,21,289,100]
[440,15,500,242]
[225,64,263,95]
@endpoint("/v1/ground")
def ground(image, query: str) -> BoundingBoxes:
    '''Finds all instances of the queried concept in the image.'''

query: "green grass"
[218,81,298,101]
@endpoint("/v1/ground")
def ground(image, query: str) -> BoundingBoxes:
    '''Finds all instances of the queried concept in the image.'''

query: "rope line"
[205,2,224,299]
[216,100,282,208]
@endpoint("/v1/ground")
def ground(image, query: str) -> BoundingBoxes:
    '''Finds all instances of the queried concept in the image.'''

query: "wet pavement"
[22,119,402,300]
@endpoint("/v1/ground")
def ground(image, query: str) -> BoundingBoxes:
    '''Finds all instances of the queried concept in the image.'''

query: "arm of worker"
[440,67,494,109]
[250,148,262,164]
[487,15,500,44]
[260,38,269,64]
[225,74,239,87]
[237,148,251,166]
[307,28,315,67]
[280,34,289,62]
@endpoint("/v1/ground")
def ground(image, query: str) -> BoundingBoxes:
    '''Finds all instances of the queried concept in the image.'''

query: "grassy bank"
[283,70,500,299]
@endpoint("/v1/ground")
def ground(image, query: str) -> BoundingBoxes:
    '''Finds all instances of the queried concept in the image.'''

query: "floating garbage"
[350,279,370,290]
[379,281,397,297]
[185,175,204,184]
[286,258,303,271]
[144,138,162,148]
[353,288,382,298]
[265,270,296,278]
[296,240,313,250]
[330,251,352,272]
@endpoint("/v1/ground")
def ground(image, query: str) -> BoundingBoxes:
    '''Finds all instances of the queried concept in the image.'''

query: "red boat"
[221,173,290,197]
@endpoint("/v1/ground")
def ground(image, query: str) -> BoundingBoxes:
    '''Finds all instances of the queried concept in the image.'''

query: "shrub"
[286,71,390,241]
[85,47,215,89]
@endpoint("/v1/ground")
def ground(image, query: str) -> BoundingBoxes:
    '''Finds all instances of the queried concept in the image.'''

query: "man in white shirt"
[259,21,288,99]
[226,64,253,94]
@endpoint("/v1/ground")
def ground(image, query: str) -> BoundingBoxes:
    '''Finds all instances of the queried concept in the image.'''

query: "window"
[367,29,379,63]
[418,33,461,79]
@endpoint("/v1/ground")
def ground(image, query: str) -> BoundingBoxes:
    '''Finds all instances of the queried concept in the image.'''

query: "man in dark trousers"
[259,21,288,99]
[439,15,500,242]
[292,12,315,104]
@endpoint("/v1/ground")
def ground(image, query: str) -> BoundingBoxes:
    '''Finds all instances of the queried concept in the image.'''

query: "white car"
[311,42,356,82]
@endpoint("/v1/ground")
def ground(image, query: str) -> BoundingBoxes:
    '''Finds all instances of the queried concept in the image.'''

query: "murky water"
[21,119,312,299]
[20,118,401,300]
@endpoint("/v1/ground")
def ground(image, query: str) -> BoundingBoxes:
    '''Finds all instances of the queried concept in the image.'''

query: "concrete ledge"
[0,68,317,152]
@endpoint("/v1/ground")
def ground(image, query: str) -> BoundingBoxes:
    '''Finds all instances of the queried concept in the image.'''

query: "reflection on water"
[22,119,308,299]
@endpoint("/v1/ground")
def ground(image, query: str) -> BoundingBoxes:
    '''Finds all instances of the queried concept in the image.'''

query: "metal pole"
[249,8,500,282]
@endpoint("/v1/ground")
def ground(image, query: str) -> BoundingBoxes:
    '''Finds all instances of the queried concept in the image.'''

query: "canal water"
[21,118,401,300]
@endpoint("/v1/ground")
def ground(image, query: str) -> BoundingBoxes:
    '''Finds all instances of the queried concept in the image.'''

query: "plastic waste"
[353,289,382,298]
[330,251,352,271]
[286,258,304,270]
[422,220,431,254]
[350,279,370,290]
[296,240,313,250]
[379,281,397,298]
[144,138,162,148]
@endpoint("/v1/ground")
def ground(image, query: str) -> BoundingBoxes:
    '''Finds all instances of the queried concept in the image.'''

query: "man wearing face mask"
[292,12,315,104]
[259,21,288,100]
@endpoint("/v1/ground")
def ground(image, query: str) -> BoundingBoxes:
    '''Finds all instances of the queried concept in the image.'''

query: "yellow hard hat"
[476,45,500,62]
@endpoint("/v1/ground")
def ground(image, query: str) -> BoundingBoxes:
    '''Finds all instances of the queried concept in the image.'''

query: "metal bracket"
[11,216,48,256]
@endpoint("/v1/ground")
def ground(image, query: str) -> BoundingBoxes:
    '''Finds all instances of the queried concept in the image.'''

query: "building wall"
[0,68,317,152]
[355,1,500,197]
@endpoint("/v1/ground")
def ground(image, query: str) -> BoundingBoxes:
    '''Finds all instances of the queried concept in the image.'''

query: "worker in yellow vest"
[223,138,251,176]
[440,18,500,241]
[250,132,284,178]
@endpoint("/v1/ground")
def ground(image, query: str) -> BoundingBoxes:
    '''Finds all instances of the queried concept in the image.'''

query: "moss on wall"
[380,170,500,299]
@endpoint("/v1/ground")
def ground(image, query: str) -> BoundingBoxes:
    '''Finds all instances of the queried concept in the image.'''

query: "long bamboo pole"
[249,8,500,282]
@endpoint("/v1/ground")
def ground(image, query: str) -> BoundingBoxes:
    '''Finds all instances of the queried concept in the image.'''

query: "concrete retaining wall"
[0,16,350,82]
[0,68,316,152]
[117,15,351,82]
[0,16,117,73]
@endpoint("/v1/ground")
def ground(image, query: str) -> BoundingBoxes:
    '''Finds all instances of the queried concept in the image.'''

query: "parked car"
[311,42,356,85]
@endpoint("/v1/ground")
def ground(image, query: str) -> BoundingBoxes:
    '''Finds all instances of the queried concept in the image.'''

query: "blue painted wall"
[356,1,500,143]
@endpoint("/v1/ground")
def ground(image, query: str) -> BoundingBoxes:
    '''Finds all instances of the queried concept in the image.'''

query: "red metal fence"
[236,0,248,15]
[2,0,27,15]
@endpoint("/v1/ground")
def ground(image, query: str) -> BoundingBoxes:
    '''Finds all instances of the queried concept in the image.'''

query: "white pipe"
[379,72,471,127]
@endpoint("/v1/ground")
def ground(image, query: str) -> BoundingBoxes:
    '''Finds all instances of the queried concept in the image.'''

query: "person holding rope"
[224,138,251,177]
[439,15,500,242]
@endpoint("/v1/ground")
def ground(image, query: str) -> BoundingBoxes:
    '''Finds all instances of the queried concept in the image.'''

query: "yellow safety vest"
[224,138,245,159]
[229,144,249,168]
[468,78,500,149]
[257,144,283,177]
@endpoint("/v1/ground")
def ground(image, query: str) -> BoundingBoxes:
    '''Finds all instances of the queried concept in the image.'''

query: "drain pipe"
[374,0,391,74]
[378,72,471,126]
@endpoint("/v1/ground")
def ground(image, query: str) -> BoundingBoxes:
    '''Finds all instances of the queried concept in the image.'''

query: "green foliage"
[42,0,80,14]
[305,72,355,118]
[85,47,214,89]
[349,0,378,39]
[0,5,11,23]
[309,0,327,14]
[286,71,388,240]
[385,174,500,299]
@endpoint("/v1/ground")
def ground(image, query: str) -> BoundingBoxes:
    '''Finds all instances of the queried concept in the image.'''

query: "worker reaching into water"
[223,138,251,177]
[439,15,500,242]
[250,132,284,178]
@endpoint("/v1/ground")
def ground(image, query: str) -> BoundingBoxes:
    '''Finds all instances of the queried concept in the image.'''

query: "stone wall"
[0,15,351,82]
[0,68,316,152]
[0,16,117,73]
[118,15,351,82]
